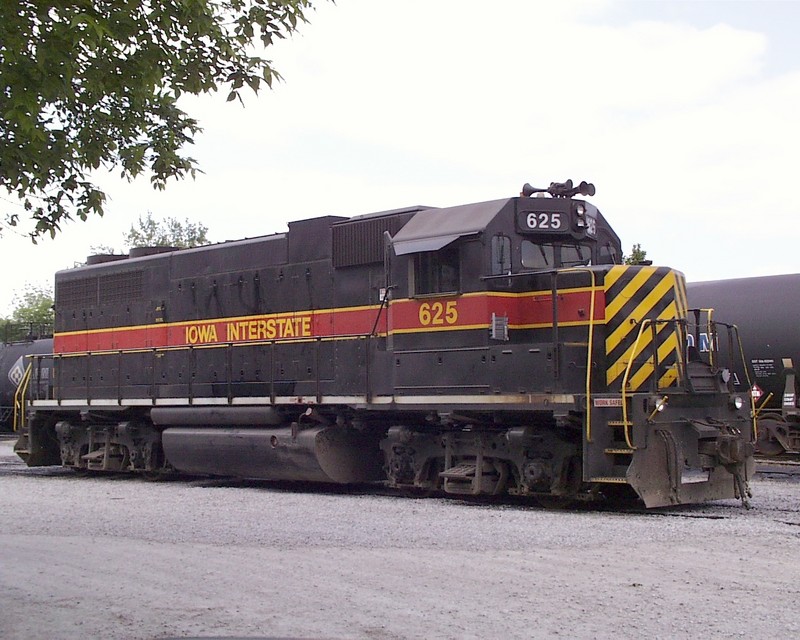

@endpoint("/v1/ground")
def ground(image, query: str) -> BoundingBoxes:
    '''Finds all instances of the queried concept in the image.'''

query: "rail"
[1,321,53,343]
[621,319,656,449]
[620,314,754,449]
[689,309,757,440]
[13,362,33,432]
[556,268,599,443]
[28,333,378,406]
[731,320,758,441]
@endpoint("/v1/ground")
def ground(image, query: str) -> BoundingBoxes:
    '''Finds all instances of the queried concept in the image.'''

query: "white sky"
[3,0,799,314]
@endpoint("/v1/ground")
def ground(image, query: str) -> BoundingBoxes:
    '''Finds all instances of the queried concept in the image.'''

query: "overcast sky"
[3,0,799,315]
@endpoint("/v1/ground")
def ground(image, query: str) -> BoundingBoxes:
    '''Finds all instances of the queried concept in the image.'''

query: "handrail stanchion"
[226,343,233,404]
[12,363,32,432]
[621,319,653,450]
[117,350,122,405]
[188,345,195,405]
[315,337,322,404]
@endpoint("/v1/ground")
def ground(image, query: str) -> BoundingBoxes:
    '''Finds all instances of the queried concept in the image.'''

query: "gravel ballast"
[1,438,798,640]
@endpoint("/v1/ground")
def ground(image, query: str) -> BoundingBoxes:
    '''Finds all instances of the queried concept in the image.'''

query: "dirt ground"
[1,436,798,640]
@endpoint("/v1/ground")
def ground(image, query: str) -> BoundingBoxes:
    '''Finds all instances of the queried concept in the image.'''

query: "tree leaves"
[0,0,315,241]
[124,211,209,249]
[3,284,55,326]
[623,243,649,265]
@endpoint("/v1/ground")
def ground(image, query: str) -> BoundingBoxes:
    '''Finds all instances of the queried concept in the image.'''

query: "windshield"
[521,241,591,269]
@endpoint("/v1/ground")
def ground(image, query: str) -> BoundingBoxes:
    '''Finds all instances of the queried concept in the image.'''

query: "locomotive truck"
[687,274,800,456]
[15,181,755,507]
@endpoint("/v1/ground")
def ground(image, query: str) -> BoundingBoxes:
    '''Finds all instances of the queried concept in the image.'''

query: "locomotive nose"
[626,417,755,509]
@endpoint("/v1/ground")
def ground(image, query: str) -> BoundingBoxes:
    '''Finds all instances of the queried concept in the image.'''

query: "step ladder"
[439,461,499,495]
[589,415,634,484]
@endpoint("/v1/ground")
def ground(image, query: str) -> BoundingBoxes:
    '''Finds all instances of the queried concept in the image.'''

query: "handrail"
[620,316,684,448]
[706,308,715,368]
[621,316,756,449]
[12,362,33,432]
[45,331,375,359]
[731,323,758,442]
[689,307,717,368]
[620,319,653,449]
[33,332,377,406]
[755,392,773,417]
[559,268,598,443]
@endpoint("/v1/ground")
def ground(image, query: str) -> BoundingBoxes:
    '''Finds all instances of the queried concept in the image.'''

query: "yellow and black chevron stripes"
[673,271,689,320]
[604,265,685,391]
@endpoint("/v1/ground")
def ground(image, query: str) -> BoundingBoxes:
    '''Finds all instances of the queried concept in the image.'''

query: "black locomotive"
[16,181,755,507]
[688,274,800,456]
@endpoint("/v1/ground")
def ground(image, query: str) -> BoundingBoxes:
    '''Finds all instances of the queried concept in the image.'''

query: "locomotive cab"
[380,181,753,507]
[390,184,621,300]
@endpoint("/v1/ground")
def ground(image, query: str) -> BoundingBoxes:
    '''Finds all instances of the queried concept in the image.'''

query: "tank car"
[687,274,800,456]
[0,335,53,431]
[15,181,755,507]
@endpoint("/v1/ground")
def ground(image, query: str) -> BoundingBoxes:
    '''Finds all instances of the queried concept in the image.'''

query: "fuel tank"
[161,425,385,483]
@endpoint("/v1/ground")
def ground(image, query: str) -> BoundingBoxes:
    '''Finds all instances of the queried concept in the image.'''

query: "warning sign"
[751,384,763,400]
[8,356,25,386]
[593,398,623,407]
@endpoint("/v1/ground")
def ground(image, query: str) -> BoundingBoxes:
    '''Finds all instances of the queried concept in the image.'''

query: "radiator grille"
[56,278,97,308]
[57,270,144,309]
[99,271,143,304]
[332,216,409,268]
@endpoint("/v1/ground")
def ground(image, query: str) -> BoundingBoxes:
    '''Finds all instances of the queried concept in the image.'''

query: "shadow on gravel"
[1,440,752,519]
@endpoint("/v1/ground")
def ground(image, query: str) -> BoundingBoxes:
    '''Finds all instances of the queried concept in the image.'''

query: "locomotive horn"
[550,179,573,192]
[521,183,536,197]
[521,182,553,197]
[577,181,596,197]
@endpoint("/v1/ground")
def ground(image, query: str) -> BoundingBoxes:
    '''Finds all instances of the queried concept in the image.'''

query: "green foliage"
[124,212,209,249]
[0,0,313,241]
[624,243,648,265]
[6,284,55,326]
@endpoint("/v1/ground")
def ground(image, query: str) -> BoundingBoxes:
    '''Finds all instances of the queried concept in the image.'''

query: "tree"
[0,1,313,241]
[624,243,648,265]
[124,212,209,249]
[9,285,54,325]
[1,284,54,341]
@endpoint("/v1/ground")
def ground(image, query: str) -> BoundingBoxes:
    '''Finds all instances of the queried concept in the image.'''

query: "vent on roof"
[129,246,178,258]
[332,215,410,268]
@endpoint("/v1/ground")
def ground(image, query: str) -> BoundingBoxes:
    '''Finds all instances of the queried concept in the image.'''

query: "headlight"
[731,395,744,410]
[647,395,669,422]
[574,203,587,228]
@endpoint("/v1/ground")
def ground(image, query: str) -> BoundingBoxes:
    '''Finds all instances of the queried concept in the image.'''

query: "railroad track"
[755,455,800,477]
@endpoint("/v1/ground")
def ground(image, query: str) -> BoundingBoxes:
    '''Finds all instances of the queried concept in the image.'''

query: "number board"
[516,209,568,233]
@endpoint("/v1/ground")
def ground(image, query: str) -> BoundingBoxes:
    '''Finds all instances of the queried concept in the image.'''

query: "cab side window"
[597,233,620,265]
[491,235,511,275]
[413,245,460,295]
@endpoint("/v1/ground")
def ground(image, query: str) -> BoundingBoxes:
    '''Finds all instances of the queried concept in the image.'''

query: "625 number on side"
[418,301,458,326]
